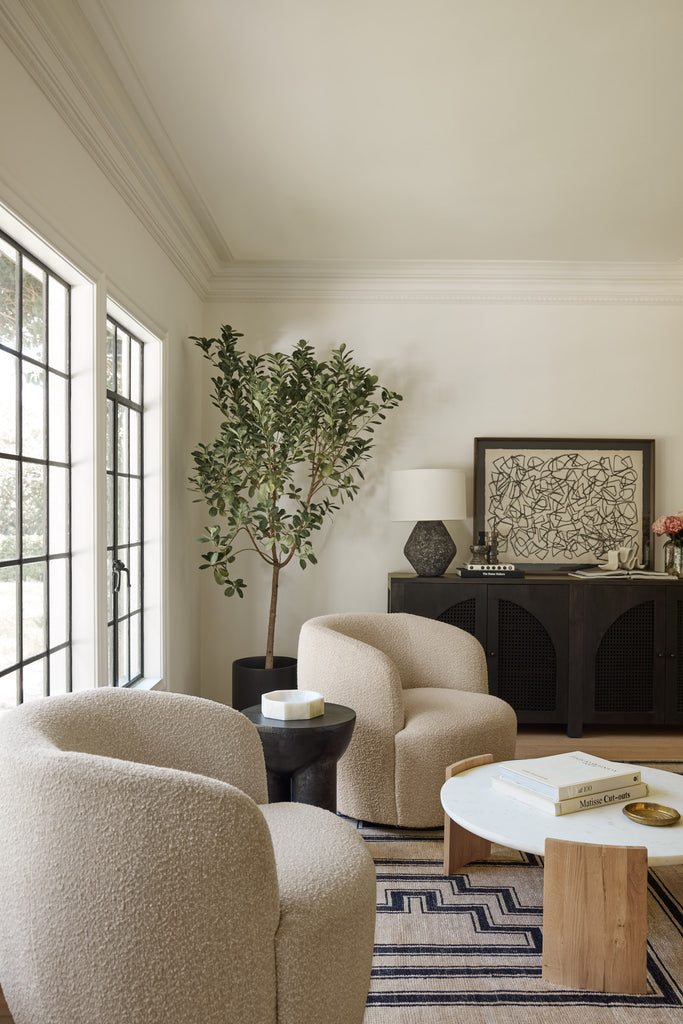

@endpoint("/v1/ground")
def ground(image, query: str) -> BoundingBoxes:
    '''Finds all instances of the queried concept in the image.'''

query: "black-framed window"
[0,229,71,708]
[106,317,144,686]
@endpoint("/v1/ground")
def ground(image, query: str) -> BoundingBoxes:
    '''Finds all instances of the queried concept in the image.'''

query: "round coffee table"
[441,758,683,994]
[242,703,355,813]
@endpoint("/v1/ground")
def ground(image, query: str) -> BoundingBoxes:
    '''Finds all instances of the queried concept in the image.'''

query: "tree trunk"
[265,561,279,669]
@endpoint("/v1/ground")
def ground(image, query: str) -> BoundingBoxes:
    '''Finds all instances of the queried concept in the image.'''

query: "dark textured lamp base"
[404,520,457,577]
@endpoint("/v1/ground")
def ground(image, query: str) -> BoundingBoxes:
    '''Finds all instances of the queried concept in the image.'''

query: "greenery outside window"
[0,204,164,706]
[0,229,71,707]
[106,316,144,686]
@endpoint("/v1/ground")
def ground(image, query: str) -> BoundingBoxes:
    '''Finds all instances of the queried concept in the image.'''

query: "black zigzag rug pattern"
[357,761,683,1024]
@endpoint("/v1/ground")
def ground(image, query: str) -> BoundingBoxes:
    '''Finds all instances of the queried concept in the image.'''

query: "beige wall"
[2,29,682,707]
[197,298,683,703]
[0,36,204,696]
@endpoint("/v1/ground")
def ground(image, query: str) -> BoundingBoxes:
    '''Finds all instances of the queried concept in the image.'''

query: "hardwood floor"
[0,990,11,1022]
[515,726,682,761]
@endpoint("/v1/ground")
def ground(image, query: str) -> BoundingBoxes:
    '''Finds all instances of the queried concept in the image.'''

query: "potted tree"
[188,325,402,708]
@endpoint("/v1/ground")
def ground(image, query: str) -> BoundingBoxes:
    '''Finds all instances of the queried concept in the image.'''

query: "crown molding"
[0,0,221,297]
[205,259,683,304]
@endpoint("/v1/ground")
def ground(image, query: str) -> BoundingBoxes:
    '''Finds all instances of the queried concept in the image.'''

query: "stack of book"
[456,564,524,578]
[491,750,648,815]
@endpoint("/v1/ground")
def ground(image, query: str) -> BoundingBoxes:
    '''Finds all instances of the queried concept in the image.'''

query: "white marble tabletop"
[441,761,683,866]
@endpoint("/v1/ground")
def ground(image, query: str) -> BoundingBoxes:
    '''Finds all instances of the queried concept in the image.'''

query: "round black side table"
[242,703,356,813]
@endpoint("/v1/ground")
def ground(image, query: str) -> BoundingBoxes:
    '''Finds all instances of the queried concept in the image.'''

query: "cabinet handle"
[488,651,495,657]
[657,652,664,658]
[669,653,676,659]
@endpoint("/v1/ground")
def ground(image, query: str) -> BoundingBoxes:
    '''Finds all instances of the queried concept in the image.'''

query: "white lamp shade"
[390,468,467,522]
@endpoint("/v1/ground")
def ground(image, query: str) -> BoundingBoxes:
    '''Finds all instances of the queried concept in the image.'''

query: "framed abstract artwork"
[473,438,655,571]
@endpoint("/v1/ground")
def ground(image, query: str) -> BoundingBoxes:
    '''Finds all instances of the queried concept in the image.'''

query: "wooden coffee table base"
[542,838,648,994]
[442,757,650,994]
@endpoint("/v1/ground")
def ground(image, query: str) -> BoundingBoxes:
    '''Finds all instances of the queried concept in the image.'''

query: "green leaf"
[188,325,403,635]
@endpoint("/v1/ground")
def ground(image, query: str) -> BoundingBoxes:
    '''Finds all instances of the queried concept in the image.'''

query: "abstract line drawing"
[474,439,654,571]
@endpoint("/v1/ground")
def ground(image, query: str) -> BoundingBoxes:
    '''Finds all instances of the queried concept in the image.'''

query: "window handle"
[112,558,130,593]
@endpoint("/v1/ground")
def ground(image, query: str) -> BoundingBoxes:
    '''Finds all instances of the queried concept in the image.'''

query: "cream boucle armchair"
[0,688,376,1024]
[297,612,517,827]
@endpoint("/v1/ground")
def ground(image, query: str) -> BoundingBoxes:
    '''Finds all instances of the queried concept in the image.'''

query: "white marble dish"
[261,689,325,720]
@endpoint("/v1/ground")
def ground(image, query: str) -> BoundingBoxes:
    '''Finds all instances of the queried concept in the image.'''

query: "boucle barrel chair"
[0,688,376,1024]
[297,612,517,827]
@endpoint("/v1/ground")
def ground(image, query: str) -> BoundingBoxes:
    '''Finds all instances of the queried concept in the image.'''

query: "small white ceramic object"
[261,689,325,720]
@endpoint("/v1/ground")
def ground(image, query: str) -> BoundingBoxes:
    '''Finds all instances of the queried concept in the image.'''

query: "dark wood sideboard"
[388,573,683,737]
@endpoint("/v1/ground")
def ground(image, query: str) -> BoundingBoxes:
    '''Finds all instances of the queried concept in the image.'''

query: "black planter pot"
[231,655,298,712]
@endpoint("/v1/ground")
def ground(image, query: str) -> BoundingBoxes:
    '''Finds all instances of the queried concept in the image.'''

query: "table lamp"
[390,468,467,576]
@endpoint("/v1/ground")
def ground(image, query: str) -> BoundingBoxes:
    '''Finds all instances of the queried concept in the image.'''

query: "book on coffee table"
[498,751,641,800]
[491,775,649,816]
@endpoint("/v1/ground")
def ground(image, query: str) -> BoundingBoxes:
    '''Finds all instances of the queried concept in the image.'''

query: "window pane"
[49,556,68,648]
[107,554,113,623]
[117,476,129,546]
[129,409,140,475]
[48,371,68,464]
[106,400,114,471]
[128,545,141,613]
[0,565,18,670]
[23,561,46,659]
[48,466,69,556]
[0,671,18,710]
[130,612,141,680]
[107,472,114,549]
[117,329,130,399]
[117,404,129,473]
[49,647,68,696]
[0,460,17,560]
[22,463,46,556]
[0,350,17,453]
[23,657,45,702]
[22,258,46,362]
[117,618,129,685]
[0,242,17,349]
[48,277,68,373]
[108,624,114,687]
[130,339,142,404]
[129,478,140,545]
[106,319,115,391]
[22,363,45,460]
[117,553,129,618]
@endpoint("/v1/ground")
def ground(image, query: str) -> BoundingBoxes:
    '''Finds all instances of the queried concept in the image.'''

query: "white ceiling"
[75,0,683,264]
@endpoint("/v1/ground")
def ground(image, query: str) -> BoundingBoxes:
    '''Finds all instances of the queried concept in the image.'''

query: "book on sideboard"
[498,751,641,800]
[569,568,672,579]
[490,775,649,816]
[456,568,525,578]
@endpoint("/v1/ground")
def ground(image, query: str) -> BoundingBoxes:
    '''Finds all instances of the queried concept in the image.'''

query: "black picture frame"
[473,438,655,572]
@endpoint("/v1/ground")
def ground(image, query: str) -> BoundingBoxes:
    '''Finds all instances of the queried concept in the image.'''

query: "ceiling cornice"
[205,259,683,304]
[0,0,221,297]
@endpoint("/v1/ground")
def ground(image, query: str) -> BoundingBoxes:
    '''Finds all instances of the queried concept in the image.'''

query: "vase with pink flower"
[652,513,683,577]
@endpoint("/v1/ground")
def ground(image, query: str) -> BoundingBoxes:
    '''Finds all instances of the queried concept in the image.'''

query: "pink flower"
[653,513,683,538]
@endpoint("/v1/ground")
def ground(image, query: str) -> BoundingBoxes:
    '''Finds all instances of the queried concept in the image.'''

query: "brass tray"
[623,801,680,827]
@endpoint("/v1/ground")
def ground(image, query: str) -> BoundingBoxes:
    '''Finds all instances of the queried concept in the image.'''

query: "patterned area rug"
[357,761,683,1024]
